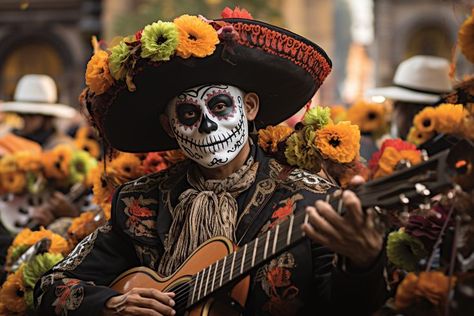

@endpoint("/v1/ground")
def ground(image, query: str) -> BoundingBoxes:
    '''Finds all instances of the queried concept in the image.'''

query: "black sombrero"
[84,15,332,153]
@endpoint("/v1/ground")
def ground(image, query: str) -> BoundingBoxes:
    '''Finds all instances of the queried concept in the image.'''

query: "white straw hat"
[1,74,77,118]
[366,55,453,104]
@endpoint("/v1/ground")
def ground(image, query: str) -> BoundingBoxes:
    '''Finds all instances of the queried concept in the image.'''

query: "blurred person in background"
[366,55,452,139]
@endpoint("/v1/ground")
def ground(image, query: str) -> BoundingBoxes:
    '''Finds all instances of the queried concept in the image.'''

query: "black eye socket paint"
[176,103,201,126]
[207,94,233,117]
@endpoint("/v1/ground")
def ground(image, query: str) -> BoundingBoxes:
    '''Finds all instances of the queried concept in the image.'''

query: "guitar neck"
[185,210,309,308]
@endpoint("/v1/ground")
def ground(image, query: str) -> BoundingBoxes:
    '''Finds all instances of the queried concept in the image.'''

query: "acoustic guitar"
[110,140,474,315]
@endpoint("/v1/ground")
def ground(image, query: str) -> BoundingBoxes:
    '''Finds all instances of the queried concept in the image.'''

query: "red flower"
[143,152,167,174]
[221,6,253,19]
[129,200,153,217]
[135,29,143,41]
[368,138,419,172]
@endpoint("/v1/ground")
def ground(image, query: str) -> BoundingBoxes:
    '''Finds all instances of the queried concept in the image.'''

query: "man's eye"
[213,103,226,112]
[208,95,233,117]
[183,111,197,119]
[177,103,201,126]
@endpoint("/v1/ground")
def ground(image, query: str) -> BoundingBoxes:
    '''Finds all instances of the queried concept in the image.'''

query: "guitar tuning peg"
[420,149,429,161]
[415,183,431,196]
[399,194,410,205]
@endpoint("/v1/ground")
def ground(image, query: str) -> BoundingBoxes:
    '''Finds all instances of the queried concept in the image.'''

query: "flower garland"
[408,103,468,146]
[346,100,388,135]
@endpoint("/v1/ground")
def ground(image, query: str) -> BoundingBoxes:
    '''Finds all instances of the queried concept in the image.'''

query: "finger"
[349,175,365,186]
[127,296,175,315]
[314,201,349,234]
[134,288,175,306]
[306,207,342,242]
[342,190,364,227]
[123,305,162,316]
[302,223,330,246]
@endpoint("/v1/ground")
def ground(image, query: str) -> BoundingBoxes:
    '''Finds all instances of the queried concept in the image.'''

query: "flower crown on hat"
[85,7,253,96]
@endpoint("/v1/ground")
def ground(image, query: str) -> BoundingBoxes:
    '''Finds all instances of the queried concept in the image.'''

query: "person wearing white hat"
[0,74,77,149]
[366,55,452,139]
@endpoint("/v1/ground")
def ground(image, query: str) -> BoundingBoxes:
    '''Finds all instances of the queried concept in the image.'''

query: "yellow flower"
[174,15,219,58]
[85,50,114,95]
[258,125,293,153]
[74,137,101,159]
[68,211,104,244]
[407,127,435,146]
[459,9,474,63]
[0,267,26,314]
[315,121,360,163]
[108,152,144,183]
[10,228,69,255]
[413,106,437,133]
[374,147,422,179]
[434,103,467,134]
[347,100,386,133]
[15,151,42,172]
[90,166,115,220]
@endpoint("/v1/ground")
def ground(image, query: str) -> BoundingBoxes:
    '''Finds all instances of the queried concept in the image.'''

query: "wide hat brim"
[365,86,441,104]
[98,18,332,152]
[1,102,77,119]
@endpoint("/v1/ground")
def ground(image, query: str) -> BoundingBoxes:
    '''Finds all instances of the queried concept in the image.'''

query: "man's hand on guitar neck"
[104,288,176,316]
[303,189,384,270]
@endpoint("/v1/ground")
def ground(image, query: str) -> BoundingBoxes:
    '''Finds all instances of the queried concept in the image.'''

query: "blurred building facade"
[0,0,101,105]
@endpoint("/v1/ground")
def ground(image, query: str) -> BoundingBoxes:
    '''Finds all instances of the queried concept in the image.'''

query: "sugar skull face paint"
[167,84,248,168]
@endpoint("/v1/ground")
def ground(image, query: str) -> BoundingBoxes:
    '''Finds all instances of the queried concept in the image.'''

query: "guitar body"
[110,236,249,316]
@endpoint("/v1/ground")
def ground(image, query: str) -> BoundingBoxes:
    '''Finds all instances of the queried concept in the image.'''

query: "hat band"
[394,84,448,96]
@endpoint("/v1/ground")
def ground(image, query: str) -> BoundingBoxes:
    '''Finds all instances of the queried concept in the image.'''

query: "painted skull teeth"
[168,84,249,168]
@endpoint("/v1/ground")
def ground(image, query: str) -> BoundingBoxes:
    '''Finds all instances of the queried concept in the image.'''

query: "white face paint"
[167,84,248,168]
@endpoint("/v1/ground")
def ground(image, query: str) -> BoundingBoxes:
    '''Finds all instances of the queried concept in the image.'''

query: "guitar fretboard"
[185,210,310,308]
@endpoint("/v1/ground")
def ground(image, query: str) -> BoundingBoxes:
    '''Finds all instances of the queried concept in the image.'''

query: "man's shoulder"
[267,159,336,195]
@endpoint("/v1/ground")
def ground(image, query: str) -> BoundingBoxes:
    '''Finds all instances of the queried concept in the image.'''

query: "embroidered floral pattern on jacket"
[257,252,301,316]
[122,195,157,239]
[262,194,303,231]
[52,278,93,315]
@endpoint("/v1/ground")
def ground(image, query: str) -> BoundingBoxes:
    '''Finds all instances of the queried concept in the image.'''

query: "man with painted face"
[35,11,387,316]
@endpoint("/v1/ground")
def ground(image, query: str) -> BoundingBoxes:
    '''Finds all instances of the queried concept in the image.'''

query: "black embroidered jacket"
[34,148,388,315]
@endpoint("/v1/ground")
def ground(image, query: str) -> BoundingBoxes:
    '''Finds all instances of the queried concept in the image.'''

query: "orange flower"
[174,15,219,59]
[10,228,69,255]
[395,272,456,311]
[374,147,422,179]
[459,9,474,63]
[315,122,360,163]
[0,172,26,194]
[413,107,437,133]
[434,103,467,134]
[163,149,186,165]
[74,137,101,159]
[0,267,26,314]
[15,151,42,172]
[258,125,294,153]
[90,166,115,220]
[347,100,387,133]
[68,211,104,244]
[42,144,73,180]
[108,152,144,183]
[407,127,435,146]
[85,50,114,95]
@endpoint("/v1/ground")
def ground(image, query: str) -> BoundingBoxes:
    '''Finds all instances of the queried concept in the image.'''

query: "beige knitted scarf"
[158,157,258,276]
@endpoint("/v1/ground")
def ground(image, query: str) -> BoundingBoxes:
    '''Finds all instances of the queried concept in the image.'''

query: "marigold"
[163,149,186,165]
[0,267,26,314]
[68,150,98,185]
[413,107,437,133]
[373,147,422,179]
[85,50,114,95]
[302,106,331,128]
[258,125,294,153]
[174,15,219,59]
[74,137,101,159]
[109,40,132,80]
[141,21,179,62]
[221,6,253,19]
[434,103,467,134]
[459,9,474,63]
[68,211,104,243]
[23,253,64,289]
[42,144,73,180]
[395,271,456,311]
[1,172,26,194]
[347,100,387,133]
[407,127,435,146]
[10,228,69,255]
[108,152,144,183]
[314,121,360,163]
[15,151,42,172]
[284,129,321,172]
[143,152,168,174]
[91,166,115,219]
[387,230,427,271]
